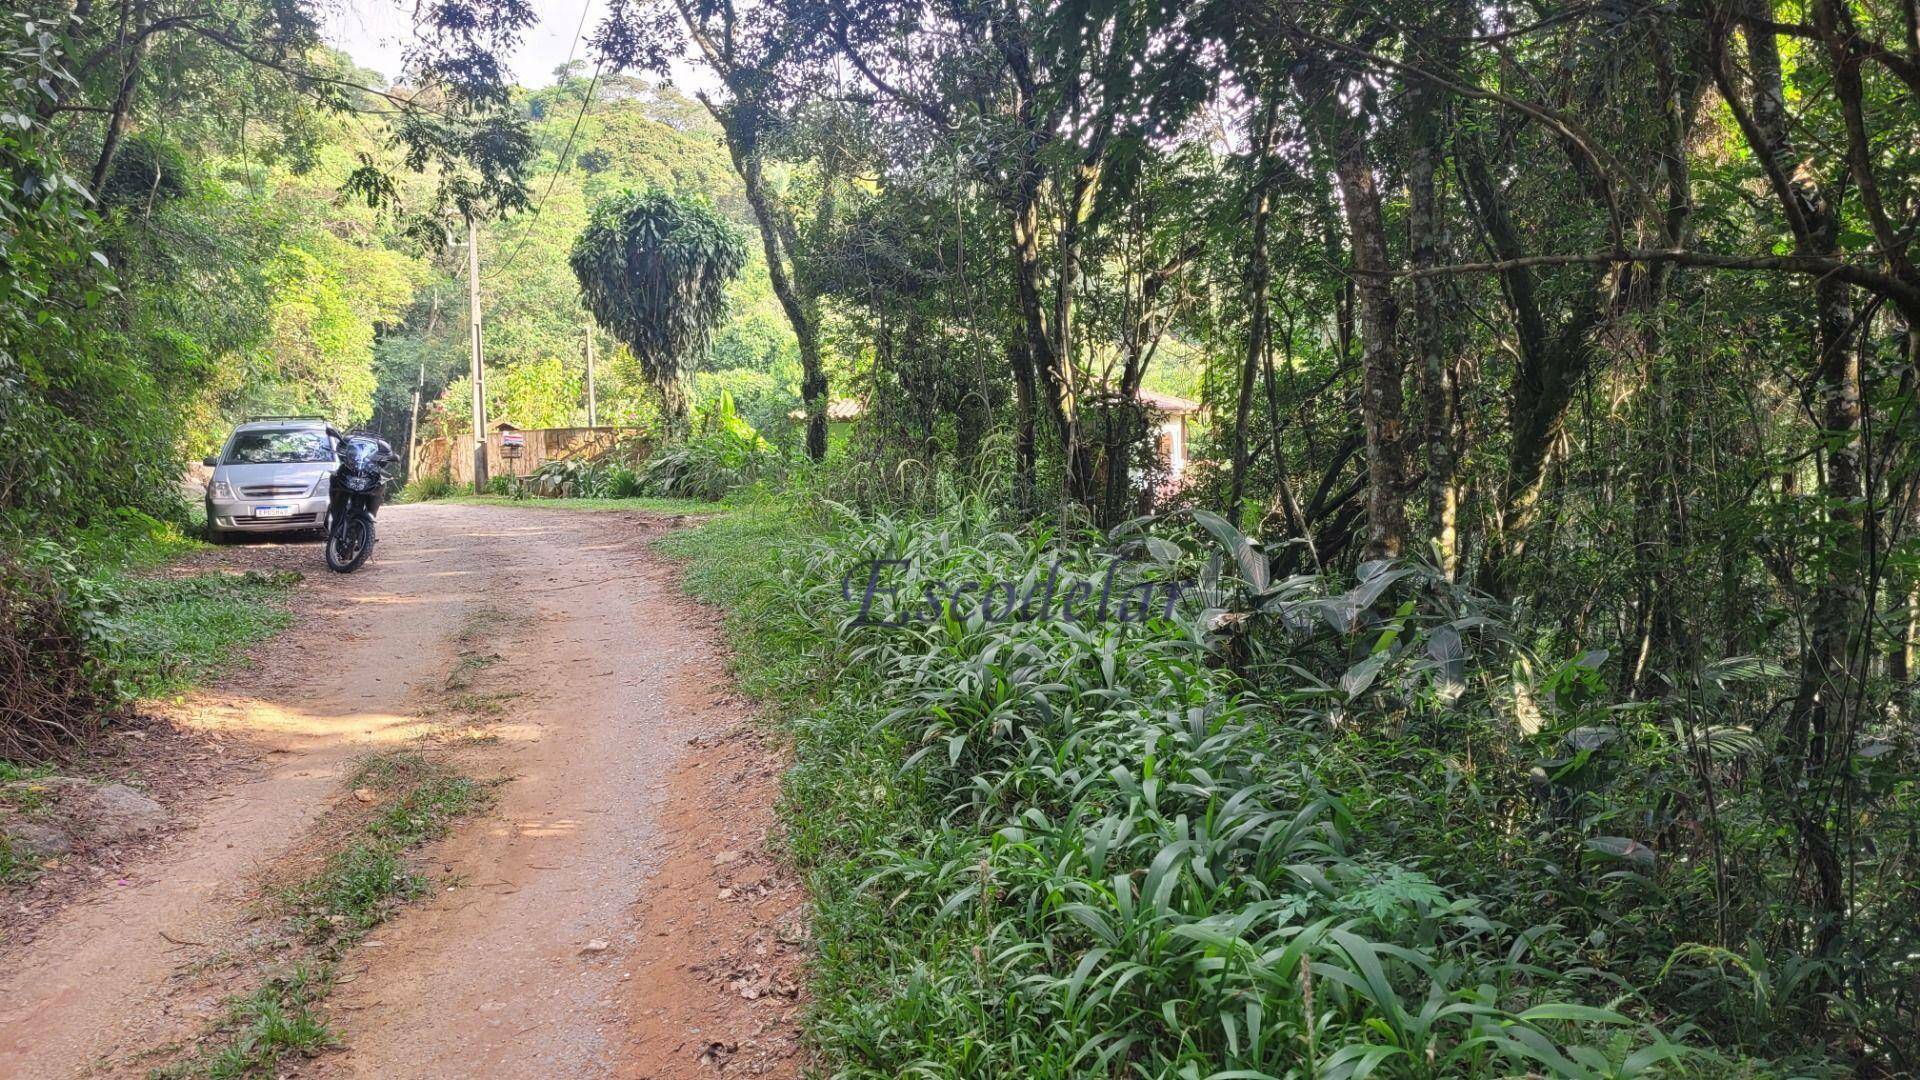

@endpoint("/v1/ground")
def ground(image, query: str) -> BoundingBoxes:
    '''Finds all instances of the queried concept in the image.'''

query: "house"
[1136,389,1201,480]
[787,399,869,424]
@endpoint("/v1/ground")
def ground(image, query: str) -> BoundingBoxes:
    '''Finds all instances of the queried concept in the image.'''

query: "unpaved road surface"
[0,503,803,1078]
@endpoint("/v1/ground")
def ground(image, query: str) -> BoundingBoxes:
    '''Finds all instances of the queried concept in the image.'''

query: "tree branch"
[1387,248,1920,317]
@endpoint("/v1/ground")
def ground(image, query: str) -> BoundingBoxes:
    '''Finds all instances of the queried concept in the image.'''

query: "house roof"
[1136,388,1201,414]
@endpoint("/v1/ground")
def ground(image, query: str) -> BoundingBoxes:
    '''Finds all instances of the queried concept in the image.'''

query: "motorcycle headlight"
[343,473,374,492]
[210,479,234,499]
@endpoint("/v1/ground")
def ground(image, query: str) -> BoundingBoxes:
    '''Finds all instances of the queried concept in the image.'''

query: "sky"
[321,0,706,89]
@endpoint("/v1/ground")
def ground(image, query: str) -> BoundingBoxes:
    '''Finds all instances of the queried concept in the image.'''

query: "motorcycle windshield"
[340,438,384,469]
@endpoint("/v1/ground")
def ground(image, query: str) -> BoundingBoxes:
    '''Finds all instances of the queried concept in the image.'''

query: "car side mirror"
[202,456,219,467]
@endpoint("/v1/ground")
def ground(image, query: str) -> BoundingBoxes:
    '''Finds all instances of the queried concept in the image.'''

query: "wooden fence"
[412,426,648,486]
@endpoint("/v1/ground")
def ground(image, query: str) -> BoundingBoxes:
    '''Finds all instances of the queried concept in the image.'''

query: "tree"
[590,0,844,461]
[570,189,748,438]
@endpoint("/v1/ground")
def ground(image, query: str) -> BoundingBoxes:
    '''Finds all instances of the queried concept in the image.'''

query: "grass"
[656,499,1735,1079]
[70,508,206,571]
[113,570,300,696]
[149,964,337,1079]
[285,758,490,945]
[0,769,54,874]
[442,605,504,691]
[0,835,38,884]
[153,752,492,1078]
[20,508,300,701]
[0,761,55,811]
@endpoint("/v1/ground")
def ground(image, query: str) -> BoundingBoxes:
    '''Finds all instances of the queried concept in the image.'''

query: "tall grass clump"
[660,497,1770,1078]
[401,470,454,502]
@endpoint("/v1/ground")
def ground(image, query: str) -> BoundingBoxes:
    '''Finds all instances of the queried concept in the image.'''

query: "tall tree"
[570,189,749,437]
[592,0,841,460]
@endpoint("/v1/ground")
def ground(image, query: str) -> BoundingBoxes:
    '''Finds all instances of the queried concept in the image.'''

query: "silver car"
[203,417,337,542]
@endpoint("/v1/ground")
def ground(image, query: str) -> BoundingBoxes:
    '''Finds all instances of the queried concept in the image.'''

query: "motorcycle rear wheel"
[325,513,374,573]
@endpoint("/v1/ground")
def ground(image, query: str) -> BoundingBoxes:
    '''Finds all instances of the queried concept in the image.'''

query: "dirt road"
[0,503,802,1078]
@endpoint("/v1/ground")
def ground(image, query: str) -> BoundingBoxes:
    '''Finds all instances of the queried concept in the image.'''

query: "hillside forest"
[4,0,1920,1075]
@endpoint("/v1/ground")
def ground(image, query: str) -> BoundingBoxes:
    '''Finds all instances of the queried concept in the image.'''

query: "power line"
[487,0,602,281]
[490,62,601,280]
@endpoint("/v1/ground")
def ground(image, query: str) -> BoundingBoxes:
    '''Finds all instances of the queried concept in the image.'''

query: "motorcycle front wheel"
[325,512,374,573]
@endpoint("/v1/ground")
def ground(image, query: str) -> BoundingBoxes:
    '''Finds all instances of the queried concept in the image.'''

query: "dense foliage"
[570,188,749,435]
[668,496,1797,1076]
[603,0,1920,1069]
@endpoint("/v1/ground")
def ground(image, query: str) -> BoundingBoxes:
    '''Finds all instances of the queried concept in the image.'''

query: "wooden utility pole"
[585,327,598,427]
[467,217,489,493]
[405,361,424,481]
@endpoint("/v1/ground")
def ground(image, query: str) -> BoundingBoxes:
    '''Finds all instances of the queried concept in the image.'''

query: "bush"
[0,547,127,760]
[599,464,644,499]
[636,428,784,501]
[401,470,454,502]
[484,473,514,497]
[527,457,592,496]
[662,502,1732,1078]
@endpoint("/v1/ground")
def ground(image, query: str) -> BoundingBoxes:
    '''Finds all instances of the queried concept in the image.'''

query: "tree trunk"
[709,98,831,462]
[1404,38,1456,576]
[1323,82,1408,560]
[1722,0,1855,952]
[89,3,150,196]
[1229,91,1281,529]
[1261,316,1315,566]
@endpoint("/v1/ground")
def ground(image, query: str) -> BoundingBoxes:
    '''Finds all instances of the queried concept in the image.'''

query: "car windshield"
[224,429,332,465]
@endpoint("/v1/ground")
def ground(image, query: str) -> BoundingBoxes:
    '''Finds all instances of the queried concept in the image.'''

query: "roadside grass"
[153,752,493,1078]
[439,493,721,515]
[657,501,1731,1078]
[70,508,206,571]
[24,506,299,702]
[652,507,826,706]
[0,763,57,881]
[0,835,37,885]
[113,571,300,696]
[0,760,56,806]
[2,519,293,888]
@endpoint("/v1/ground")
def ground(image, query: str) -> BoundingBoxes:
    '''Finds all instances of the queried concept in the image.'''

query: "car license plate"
[252,504,293,518]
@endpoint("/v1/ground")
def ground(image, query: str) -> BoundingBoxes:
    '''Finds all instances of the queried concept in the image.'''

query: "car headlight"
[312,473,331,496]
[210,479,234,499]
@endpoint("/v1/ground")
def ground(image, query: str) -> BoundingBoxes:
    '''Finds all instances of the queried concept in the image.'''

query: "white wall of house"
[1159,414,1188,478]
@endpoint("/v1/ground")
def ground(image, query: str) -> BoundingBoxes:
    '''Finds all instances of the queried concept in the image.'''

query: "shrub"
[401,470,453,502]
[636,428,784,501]
[599,464,644,499]
[528,457,592,496]
[664,502,1730,1078]
[0,546,127,759]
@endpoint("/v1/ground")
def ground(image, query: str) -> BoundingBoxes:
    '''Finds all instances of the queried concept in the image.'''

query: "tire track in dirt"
[0,506,489,1075]
[0,504,802,1078]
[312,507,803,1079]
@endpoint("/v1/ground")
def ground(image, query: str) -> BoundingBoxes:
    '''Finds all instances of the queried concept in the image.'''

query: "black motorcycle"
[325,433,396,573]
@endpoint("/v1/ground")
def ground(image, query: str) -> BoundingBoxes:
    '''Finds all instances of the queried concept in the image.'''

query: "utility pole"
[584,327,598,428]
[405,361,424,481]
[467,217,489,493]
